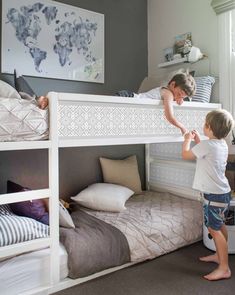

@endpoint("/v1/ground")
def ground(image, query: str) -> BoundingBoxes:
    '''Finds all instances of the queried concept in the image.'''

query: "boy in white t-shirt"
[182,109,234,281]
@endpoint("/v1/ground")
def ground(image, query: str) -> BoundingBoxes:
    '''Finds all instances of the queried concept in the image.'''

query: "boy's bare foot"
[37,96,48,110]
[203,267,231,281]
[199,254,219,264]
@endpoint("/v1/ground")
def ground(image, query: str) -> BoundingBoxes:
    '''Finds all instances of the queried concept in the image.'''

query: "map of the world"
[2,0,104,83]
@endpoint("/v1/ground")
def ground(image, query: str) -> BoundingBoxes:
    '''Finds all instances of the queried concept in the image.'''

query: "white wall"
[148,0,218,79]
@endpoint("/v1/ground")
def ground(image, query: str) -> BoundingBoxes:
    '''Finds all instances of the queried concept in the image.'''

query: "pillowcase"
[99,155,142,194]
[59,201,75,228]
[7,180,75,228]
[71,183,134,212]
[191,76,215,103]
[7,180,49,225]
[14,69,37,98]
[0,204,49,247]
[0,80,21,99]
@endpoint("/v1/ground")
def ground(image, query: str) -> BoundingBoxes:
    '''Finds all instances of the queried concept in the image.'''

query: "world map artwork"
[2,0,104,82]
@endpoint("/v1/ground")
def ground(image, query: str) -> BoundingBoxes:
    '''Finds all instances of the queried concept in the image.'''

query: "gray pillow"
[14,70,37,98]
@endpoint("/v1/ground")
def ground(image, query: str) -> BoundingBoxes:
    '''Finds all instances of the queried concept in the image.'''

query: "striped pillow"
[0,205,49,247]
[191,76,215,103]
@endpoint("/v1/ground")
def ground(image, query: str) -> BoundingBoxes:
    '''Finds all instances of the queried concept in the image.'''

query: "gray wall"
[0,145,146,198]
[0,0,147,196]
[0,0,147,95]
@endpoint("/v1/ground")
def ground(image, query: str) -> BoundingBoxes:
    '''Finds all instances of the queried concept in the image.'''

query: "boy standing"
[182,109,234,281]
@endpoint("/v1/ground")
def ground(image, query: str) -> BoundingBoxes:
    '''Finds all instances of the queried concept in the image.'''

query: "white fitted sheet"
[0,244,68,295]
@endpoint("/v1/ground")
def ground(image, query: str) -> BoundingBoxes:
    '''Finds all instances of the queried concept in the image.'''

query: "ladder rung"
[0,189,51,205]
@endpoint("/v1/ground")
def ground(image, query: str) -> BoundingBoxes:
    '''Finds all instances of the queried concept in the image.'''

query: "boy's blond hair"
[168,71,196,97]
[206,109,234,139]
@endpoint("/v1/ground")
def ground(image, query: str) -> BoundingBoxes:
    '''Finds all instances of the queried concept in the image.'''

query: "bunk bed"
[0,91,221,295]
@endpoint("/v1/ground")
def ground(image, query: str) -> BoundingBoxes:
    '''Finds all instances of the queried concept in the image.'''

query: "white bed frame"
[0,93,221,295]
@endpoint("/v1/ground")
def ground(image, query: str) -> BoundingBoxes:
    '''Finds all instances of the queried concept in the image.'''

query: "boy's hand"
[192,129,201,144]
[184,131,194,141]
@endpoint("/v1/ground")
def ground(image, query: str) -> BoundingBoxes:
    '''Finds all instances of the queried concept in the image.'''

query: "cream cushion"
[0,80,21,99]
[71,183,134,212]
[99,155,142,193]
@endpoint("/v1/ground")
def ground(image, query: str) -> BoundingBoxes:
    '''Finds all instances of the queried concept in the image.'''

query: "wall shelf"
[158,57,188,68]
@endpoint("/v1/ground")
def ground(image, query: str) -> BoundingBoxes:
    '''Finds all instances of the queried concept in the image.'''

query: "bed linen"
[60,207,130,279]
[0,243,68,295]
[0,98,49,141]
[83,191,203,262]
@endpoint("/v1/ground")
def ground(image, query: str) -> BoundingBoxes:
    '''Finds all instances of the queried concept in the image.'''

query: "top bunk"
[48,92,221,147]
[0,91,221,150]
[0,71,221,149]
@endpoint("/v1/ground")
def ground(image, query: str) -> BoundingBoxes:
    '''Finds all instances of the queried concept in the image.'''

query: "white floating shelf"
[158,57,188,68]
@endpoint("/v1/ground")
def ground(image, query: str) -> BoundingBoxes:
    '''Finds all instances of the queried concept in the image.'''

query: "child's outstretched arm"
[163,95,187,135]
[182,132,196,160]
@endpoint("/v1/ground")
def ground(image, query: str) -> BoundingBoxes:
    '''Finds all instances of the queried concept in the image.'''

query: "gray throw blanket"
[60,208,130,279]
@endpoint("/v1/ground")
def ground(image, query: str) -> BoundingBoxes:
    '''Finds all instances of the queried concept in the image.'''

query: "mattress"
[84,190,203,262]
[0,98,49,141]
[0,244,68,295]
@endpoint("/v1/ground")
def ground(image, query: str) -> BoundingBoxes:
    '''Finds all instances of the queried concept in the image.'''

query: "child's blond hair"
[206,109,234,139]
[168,71,196,97]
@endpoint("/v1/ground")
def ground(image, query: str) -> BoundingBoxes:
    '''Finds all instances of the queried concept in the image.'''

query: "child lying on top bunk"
[116,70,196,135]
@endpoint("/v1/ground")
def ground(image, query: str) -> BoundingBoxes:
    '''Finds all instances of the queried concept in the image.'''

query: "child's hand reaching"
[192,129,201,144]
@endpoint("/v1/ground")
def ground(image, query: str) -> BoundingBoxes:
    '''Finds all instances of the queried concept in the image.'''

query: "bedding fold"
[0,98,48,141]
[59,207,130,279]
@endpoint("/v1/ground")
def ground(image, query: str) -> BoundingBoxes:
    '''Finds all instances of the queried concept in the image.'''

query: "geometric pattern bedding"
[83,191,203,262]
[0,98,49,141]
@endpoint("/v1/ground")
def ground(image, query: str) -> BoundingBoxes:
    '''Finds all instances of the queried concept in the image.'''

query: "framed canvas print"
[163,47,174,62]
[2,0,105,83]
[174,32,192,56]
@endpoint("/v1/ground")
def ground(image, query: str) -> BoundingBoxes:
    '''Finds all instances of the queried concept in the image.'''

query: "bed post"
[48,92,60,287]
[145,144,150,190]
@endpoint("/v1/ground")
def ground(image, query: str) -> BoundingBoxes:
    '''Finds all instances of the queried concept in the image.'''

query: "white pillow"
[0,80,21,99]
[59,201,75,228]
[71,183,134,212]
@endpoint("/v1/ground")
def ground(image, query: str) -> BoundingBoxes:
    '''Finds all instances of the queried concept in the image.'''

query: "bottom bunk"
[0,142,205,294]
[0,189,203,295]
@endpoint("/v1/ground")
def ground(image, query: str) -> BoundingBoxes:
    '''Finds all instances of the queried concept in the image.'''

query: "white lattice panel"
[150,142,183,160]
[150,161,196,189]
[58,102,208,138]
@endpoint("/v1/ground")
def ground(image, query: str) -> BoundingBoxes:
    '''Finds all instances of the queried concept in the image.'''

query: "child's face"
[169,83,187,105]
[203,122,215,138]
[203,122,210,136]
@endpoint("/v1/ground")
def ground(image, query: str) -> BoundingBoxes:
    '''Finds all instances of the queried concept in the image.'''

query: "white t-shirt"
[192,139,230,194]
[134,87,162,100]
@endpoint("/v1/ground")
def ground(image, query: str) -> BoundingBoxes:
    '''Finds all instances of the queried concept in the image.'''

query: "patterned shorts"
[203,192,231,231]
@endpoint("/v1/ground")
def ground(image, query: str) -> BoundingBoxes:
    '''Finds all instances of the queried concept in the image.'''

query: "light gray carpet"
[54,241,235,295]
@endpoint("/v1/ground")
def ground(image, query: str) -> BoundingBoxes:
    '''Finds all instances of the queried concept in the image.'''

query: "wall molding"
[211,0,235,14]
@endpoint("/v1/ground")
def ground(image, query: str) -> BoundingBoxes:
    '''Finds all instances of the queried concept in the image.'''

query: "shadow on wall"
[0,145,146,199]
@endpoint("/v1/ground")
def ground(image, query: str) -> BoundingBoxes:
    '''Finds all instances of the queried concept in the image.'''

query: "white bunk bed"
[0,93,221,295]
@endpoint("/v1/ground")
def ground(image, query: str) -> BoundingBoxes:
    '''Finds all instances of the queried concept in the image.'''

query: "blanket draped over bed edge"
[60,208,130,279]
